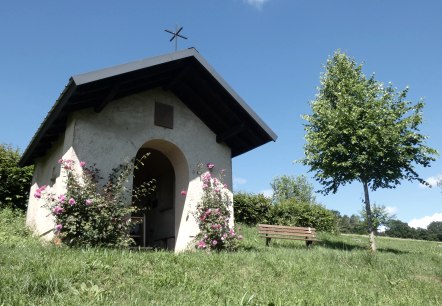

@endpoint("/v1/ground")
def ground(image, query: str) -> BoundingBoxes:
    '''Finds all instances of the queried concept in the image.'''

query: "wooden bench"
[258,224,320,247]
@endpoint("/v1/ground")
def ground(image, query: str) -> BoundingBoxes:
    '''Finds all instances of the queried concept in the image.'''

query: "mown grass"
[1,208,441,305]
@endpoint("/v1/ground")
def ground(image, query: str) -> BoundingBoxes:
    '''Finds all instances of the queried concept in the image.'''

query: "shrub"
[0,144,34,211]
[35,158,154,247]
[268,199,338,232]
[192,163,241,251]
[233,192,271,225]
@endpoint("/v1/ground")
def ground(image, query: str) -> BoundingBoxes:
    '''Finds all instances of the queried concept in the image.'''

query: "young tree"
[302,51,438,251]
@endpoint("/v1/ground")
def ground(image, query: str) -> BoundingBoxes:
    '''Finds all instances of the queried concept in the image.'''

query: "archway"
[131,148,176,249]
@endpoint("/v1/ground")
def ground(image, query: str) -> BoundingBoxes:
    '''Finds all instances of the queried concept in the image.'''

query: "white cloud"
[233,177,247,188]
[242,0,269,9]
[408,212,442,229]
[419,174,442,188]
[259,189,273,198]
[385,206,398,215]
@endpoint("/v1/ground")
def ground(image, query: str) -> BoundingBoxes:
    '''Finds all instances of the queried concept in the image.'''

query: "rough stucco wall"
[26,117,77,239]
[71,88,233,251]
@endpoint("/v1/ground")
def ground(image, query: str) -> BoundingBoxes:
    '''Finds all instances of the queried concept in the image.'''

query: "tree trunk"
[363,181,376,252]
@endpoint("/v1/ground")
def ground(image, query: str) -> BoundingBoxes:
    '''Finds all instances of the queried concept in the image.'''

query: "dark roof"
[19,48,277,166]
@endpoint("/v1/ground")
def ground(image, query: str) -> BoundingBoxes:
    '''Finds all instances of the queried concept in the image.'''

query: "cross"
[164,26,188,51]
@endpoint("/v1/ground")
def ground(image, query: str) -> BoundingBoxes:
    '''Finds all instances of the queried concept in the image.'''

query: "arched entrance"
[131,148,176,249]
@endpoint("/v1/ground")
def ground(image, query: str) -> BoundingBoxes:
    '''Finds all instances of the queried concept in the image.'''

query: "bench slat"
[258,235,320,241]
[258,224,317,231]
[259,228,316,235]
[257,224,320,247]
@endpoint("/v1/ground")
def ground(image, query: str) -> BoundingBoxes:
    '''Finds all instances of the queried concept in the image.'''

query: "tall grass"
[1,208,441,305]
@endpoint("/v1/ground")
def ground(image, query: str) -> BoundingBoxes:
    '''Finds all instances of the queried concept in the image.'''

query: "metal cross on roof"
[164,26,188,51]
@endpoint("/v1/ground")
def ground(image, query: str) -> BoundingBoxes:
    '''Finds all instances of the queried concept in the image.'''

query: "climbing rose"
[85,199,92,206]
[79,161,86,167]
[212,240,218,246]
[206,163,215,169]
[68,198,76,205]
[55,224,63,233]
[198,240,206,249]
[52,206,64,215]
[58,194,66,203]
[180,190,187,196]
[34,185,46,199]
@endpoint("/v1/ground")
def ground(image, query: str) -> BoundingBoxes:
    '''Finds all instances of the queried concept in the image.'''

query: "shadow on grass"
[319,238,409,254]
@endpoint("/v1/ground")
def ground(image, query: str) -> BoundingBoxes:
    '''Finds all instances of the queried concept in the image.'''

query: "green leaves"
[303,51,438,194]
[0,144,34,211]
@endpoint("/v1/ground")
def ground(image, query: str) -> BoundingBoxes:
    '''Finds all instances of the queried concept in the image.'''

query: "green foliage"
[193,163,241,251]
[384,220,417,239]
[336,213,366,234]
[270,174,316,204]
[233,192,271,225]
[303,51,437,194]
[267,199,338,232]
[360,204,395,233]
[426,221,442,241]
[0,144,34,211]
[36,158,155,247]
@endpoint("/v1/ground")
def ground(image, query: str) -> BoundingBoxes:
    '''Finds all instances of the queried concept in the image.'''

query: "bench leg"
[306,240,313,248]
[266,237,271,247]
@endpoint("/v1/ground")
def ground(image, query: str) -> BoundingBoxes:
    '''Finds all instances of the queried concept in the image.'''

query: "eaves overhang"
[19,48,277,167]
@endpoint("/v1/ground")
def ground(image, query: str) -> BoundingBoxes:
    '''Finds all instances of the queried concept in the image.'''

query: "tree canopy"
[302,51,438,251]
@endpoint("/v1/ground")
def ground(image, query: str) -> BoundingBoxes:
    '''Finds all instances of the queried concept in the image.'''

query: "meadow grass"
[1,209,441,305]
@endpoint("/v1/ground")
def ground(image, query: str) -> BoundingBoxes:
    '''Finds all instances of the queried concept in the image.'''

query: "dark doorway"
[131,148,175,249]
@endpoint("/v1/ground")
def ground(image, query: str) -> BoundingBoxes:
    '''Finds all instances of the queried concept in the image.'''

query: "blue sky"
[1,0,440,227]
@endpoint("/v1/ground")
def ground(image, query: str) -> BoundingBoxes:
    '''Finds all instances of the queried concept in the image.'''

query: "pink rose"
[68,198,76,205]
[58,194,66,203]
[180,190,187,196]
[197,240,206,249]
[34,185,47,199]
[52,206,64,215]
[85,199,92,206]
[212,240,218,246]
[55,224,63,233]
[206,163,215,170]
[79,161,86,167]
[202,173,211,183]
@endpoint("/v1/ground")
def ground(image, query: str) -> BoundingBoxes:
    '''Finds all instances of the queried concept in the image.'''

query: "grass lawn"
[1,209,441,305]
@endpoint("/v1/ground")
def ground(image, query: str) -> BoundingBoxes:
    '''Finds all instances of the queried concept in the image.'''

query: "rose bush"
[35,157,154,247]
[192,163,241,251]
